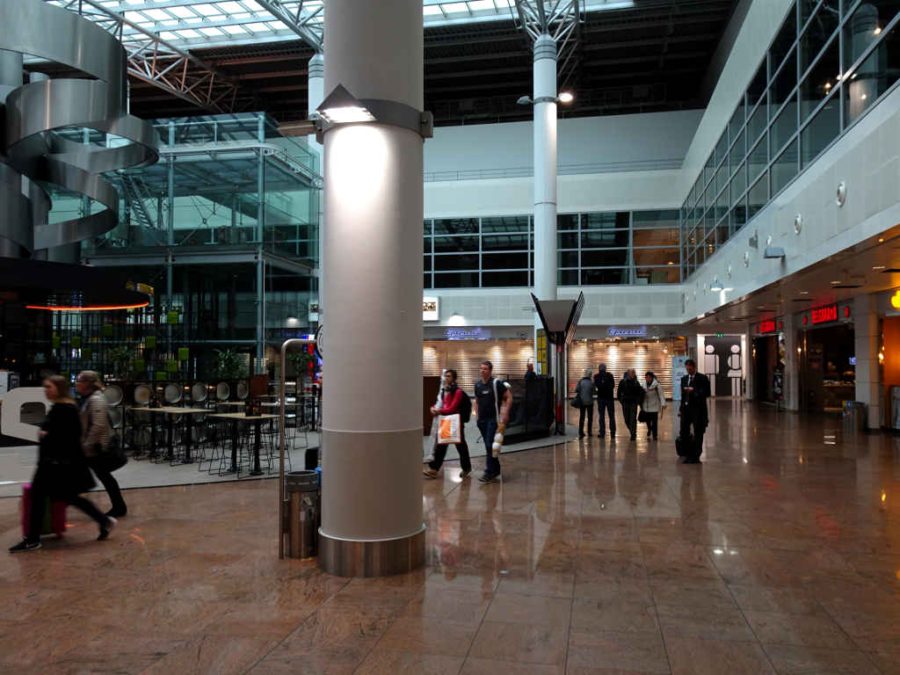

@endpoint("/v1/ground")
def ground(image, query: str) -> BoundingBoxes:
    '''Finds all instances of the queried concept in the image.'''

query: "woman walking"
[423,369,472,479]
[77,371,127,517]
[642,371,666,441]
[9,376,116,553]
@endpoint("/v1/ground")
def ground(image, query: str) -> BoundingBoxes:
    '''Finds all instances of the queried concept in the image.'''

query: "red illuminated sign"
[758,320,777,334]
[811,304,838,325]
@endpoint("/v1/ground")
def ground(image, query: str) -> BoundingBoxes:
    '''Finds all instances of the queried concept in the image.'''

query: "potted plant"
[213,348,248,381]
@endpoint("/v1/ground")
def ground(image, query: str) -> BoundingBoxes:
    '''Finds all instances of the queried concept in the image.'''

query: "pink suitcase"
[21,483,67,538]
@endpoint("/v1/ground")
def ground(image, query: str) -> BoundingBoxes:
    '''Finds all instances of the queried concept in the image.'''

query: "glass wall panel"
[748,61,768,105]
[748,172,769,219]
[582,269,628,285]
[581,249,629,267]
[771,98,798,154]
[748,135,768,183]
[558,232,579,248]
[434,218,478,235]
[800,36,840,121]
[482,252,528,270]
[771,47,799,112]
[482,233,528,251]
[770,4,798,70]
[434,254,479,271]
[801,96,840,166]
[771,139,800,194]
[844,16,900,124]
[433,236,477,253]
[434,272,479,288]
[800,3,839,74]
[558,269,578,285]
[481,216,528,233]
[559,251,579,267]
[483,272,528,287]
[747,95,769,146]
[581,229,629,248]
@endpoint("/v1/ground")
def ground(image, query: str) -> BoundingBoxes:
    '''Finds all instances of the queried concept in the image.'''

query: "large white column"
[319,0,425,576]
[532,34,558,303]
[307,52,325,320]
[854,294,882,429]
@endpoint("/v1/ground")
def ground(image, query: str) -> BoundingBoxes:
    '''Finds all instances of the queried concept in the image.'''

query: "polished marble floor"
[1,400,898,674]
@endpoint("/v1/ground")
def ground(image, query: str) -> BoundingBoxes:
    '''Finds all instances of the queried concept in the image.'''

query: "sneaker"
[9,539,41,553]
[422,468,439,479]
[478,473,500,484]
[105,508,127,518]
[459,470,471,479]
[98,516,117,541]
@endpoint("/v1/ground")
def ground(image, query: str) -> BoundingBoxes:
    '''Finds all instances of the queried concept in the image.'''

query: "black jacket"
[35,402,96,498]
[679,372,711,427]
[593,371,615,399]
[617,377,644,404]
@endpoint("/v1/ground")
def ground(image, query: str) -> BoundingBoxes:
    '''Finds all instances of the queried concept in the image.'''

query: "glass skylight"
[49,0,633,51]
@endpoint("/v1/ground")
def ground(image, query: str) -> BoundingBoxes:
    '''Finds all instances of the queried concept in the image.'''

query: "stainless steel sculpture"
[0,0,158,258]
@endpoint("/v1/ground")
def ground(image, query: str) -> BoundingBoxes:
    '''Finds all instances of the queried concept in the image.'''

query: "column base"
[318,526,426,577]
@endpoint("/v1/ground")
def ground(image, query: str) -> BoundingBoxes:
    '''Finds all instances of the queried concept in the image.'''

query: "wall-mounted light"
[710,278,724,292]
[447,313,466,327]
[316,84,375,124]
[764,247,786,259]
[558,91,575,104]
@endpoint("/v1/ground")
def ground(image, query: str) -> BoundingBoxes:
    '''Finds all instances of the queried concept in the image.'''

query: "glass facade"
[681,0,900,280]
[423,210,680,289]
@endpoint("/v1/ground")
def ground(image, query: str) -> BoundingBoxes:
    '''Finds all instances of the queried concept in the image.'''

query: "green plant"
[108,346,132,380]
[287,350,315,377]
[213,349,248,380]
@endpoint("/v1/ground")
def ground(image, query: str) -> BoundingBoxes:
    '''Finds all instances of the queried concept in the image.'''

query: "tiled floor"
[1,400,899,674]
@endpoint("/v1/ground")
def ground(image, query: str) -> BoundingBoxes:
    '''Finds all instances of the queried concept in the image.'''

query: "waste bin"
[283,470,319,559]
[843,401,867,433]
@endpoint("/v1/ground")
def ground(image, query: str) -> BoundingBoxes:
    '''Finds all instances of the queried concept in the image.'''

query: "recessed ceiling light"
[830,280,841,284]
[799,291,809,295]
[878,237,885,243]
[873,265,886,270]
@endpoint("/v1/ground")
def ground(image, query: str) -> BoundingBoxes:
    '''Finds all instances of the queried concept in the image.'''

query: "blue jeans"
[477,418,500,476]
[597,398,616,435]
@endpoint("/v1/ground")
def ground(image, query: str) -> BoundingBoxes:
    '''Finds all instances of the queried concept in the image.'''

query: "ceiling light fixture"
[558,91,574,104]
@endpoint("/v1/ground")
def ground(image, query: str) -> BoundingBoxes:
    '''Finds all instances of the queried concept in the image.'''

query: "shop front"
[752,318,785,404]
[798,302,855,413]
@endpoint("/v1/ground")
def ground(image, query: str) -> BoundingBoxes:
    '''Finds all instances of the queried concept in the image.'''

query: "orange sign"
[892,290,900,310]
[811,304,838,325]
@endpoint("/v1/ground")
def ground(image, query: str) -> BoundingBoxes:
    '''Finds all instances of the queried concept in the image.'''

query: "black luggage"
[675,435,692,457]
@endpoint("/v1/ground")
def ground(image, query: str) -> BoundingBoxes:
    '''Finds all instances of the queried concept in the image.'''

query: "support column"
[307,52,325,322]
[318,0,425,576]
[782,315,800,412]
[854,294,882,428]
[0,50,28,258]
[256,114,267,375]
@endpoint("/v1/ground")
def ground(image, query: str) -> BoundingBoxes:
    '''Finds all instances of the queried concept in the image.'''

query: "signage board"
[444,327,491,341]
[758,319,777,334]
[811,304,838,325]
[607,325,648,338]
[423,297,439,321]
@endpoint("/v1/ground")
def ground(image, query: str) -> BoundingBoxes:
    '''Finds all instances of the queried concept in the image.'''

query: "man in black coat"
[678,359,710,464]
[593,363,616,438]
[617,369,644,440]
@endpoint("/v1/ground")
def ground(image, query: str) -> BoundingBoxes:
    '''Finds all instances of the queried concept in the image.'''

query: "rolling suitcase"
[675,435,692,458]
[21,483,67,538]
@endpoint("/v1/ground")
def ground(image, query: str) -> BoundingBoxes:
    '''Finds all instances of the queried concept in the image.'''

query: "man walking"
[678,359,710,463]
[617,369,644,441]
[474,360,512,483]
[594,363,616,438]
[576,369,595,438]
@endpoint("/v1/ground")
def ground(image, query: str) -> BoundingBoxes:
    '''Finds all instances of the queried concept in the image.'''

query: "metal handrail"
[278,337,315,560]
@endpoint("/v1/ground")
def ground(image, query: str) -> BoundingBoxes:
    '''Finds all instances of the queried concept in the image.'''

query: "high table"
[130,407,208,463]
[208,412,277,476]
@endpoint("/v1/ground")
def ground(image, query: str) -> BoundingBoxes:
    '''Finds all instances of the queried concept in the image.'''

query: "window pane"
[558,232,579,248]
[748,171,769,219]
[434,254,478,271]
[731,161,747,206]
[482,271,528,287]
[583,211,629,229]
[481,216,528,233]
[434,218,478,235]
[558,269,578,285]
[800,3,839,75]
[423,236,432,255]
[845,19,900,124]
[633,247,678,267]
[434,272,478,288]
[732,199,748,230]
[770,5,798,71]
[482,252,528,270]
[634,266,680,284]
[800,0,822,25]
[632,228,678,247]
[558,251,579,267]
[581,229,629,248]
[730,128,746,172]
[581,249,629,267]
[748,61,768,104]
[747,95,769,146]
[772,139,799,194]
[434,236,477,253]
[802,97,840,166]
[771,99,797,154]
[581,269,628,285]
[748,136,768,183]
[728,101,746,140]
[800,36,839,121]
[482,234,528,251]
[557,213,578,230]
[424,273,433,289]
[632,210,679,228]
[424,256,432,271]
[771,47,798,111]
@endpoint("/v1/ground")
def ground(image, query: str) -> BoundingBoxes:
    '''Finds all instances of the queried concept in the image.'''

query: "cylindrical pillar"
[318,0,425,577]
[847,4,881,123]
[308,52,325,322]
[854,294,882,428]
[532,34,558,303]
[0,50,26,258]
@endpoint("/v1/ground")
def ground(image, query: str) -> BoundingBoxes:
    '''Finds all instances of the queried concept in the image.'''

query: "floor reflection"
[1,400,898,673]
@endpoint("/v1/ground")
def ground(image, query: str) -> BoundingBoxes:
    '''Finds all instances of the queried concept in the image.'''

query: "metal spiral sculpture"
[0,0,159,258]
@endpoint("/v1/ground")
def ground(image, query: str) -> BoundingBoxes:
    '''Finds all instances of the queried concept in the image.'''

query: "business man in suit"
[679,359,710,464]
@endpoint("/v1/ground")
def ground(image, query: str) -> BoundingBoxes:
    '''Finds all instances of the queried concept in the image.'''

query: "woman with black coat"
[9,376,116,553]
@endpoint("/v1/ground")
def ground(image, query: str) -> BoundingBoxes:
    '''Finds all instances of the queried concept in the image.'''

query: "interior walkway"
[1,401,898,674]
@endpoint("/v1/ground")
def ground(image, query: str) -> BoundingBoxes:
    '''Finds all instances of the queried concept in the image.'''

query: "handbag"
[637,408,648,423]
[570,393,583,409]
[437,413,462,445]
[96,432,128,472]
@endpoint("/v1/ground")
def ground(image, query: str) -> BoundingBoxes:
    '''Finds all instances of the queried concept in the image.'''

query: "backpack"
[458,390,472,423]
